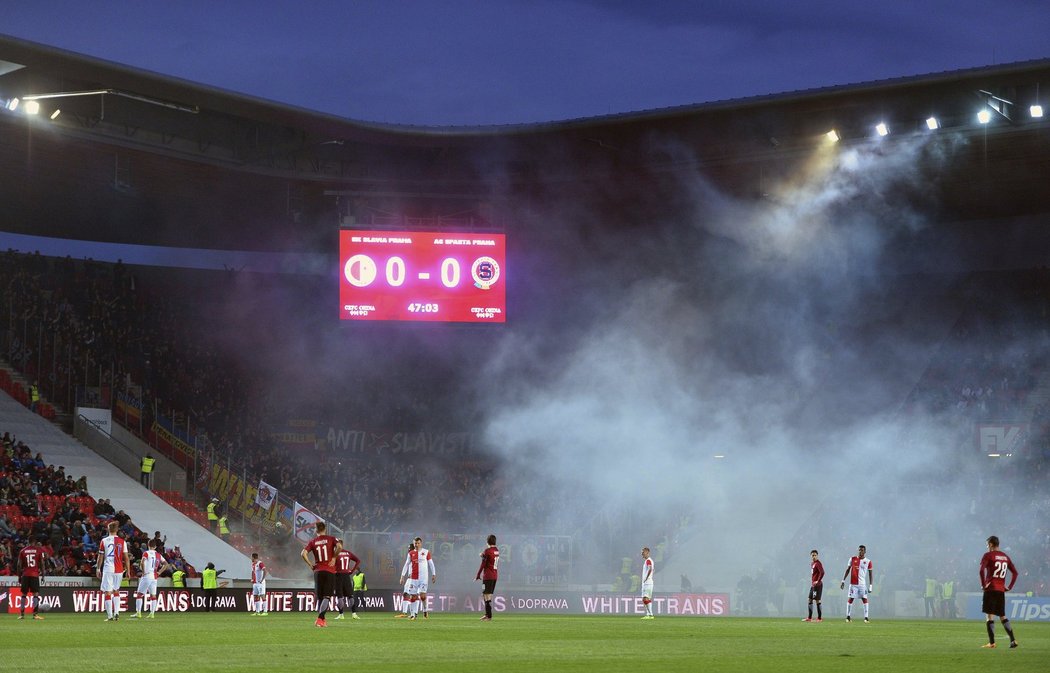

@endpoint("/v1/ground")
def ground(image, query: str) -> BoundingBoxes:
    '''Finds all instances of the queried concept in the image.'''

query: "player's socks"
[817,603,822,620]
[807,605,813,619]
[863,602,869,619]
[1002,618,1015,643]
[485,599,492,618]
[318,598,330,619]
[986,620,995,645]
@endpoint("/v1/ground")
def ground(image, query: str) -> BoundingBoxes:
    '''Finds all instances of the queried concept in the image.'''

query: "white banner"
[76,406,112,436]
[977,423,1027,456]
[255,480,278,510]
[292,501,323,544]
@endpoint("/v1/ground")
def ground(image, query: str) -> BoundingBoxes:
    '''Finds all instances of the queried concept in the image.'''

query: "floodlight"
[5,97,18,111]
[24,100,40,115]
[875,122,889,137]
[1031,104,1044,118]
[977,109,992,124]
[825,129,839,142]
[925,117,939,130]
[50,109,61,120]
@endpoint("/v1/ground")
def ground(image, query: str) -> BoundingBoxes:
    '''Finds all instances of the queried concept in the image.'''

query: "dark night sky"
[4,1,1049,126]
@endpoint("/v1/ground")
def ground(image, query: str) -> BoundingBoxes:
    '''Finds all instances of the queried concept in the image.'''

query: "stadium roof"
[3,34,1049,166]
[2,34,1049,249]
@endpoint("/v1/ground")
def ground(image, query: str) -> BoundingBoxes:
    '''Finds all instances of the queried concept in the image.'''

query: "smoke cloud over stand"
[476,132,1044,598]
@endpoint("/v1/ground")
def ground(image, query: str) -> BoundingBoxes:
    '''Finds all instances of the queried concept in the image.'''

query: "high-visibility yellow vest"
[353,573,367,591]
[924,578,938,598]
[172,570,186,587]
[141,456,156,473]
[218,516,229,536]
[207,502,218,521]
[202,568,218,589]
[942,581,954,599]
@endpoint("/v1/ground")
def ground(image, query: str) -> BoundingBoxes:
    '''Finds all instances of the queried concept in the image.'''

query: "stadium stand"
[0,390,250,577]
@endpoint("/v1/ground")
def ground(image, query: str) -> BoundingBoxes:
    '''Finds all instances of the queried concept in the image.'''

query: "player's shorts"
[314,571,337,598]
[136,576,158,596]
[482,579,497,595]
[406,578,428,595]
[809,582,823,602]
[19,575,40,594]
[982,590,1006,617]
[100,571,124,592]
[641,582,654,600]
[338,574,353,597]
[847,584,869,600]
[252,582,267,596]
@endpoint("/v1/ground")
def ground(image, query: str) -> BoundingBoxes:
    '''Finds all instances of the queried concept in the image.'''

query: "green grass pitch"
[1,613,1046,673]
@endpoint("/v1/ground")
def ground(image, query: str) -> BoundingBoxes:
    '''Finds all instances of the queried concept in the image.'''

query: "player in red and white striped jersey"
[400,537,437,619]
[839,545,873,623]
[132,538,171,618]
[251,552,269,615]
[97,520,132,621]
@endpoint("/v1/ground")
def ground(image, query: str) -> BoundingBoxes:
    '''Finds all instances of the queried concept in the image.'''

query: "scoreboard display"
[339,229,506,323]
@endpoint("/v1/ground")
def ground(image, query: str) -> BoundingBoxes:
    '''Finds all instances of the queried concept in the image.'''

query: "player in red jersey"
[839,545,873,623]
[475,534,500,621]
[333,542,361,620]
[17,537,48,620]
[301,521,342,627]
[803,549,825,622]
[978,535,1018,649]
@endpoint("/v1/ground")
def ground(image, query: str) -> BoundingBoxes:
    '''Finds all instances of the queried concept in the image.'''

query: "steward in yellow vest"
[140,454,156,487]
[207,499,219,531]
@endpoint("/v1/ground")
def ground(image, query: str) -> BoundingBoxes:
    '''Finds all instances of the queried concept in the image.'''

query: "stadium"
[1,30,1049,672]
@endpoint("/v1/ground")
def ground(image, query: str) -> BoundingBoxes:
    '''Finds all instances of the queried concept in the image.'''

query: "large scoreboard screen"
[339,229,506,323]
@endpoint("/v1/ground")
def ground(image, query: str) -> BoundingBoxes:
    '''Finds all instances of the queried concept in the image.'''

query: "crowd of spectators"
[0,429,196,579]
[903,270,1050,421]
[0,250,572,539]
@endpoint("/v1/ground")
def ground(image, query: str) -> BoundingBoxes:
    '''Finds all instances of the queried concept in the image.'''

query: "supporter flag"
[255,480,278,511]
[114,391,143,426]
[292,502,323,544]
[196,452,211,487]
